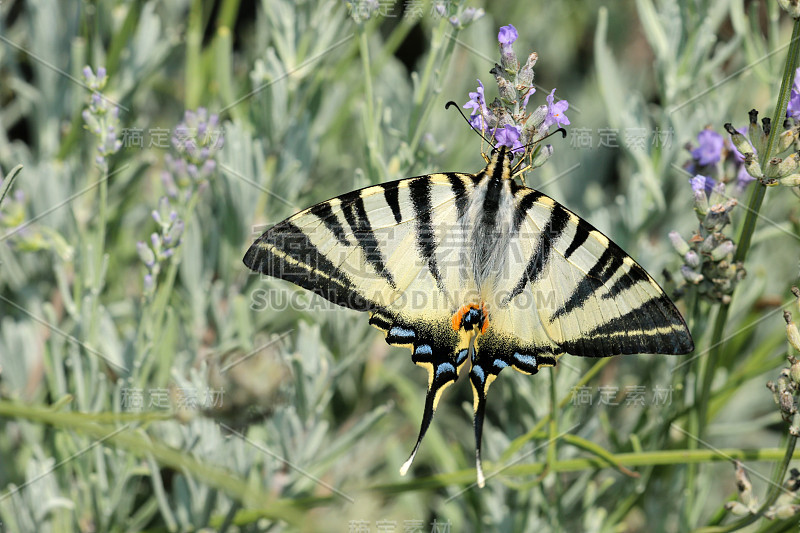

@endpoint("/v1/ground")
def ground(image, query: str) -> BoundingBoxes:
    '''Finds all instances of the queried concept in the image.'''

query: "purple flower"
[464,79,487,130]
[788,90,800,121]
[789,67,800,120]
[469,114,485,130]
[495,124,524,154]
[543,89,570,129]
[690,174,715,198]
[691,129,723,166]
[522,87,535,109]
[464,79,485,114]
[498,25,518,48]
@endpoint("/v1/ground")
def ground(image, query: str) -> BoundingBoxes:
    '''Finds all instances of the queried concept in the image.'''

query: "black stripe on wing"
[310,202,351,247]
[381,182,403,224]
[243,220,376,312]
[512,191,544,234]
[339,191,397,289]
[448,175,470,220]
[502,201,571,306]
[559,295,694,356]
[409,176,446,291]
[601,260,651,300]
[550,241,625,321]
[564,216,593,259]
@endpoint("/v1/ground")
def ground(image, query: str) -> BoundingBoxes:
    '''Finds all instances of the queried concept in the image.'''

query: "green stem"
[357,26,381,180]
[371,446,798,493]
[408,24,459,158]
[136,189,203,382]
[499,357,612,463]
[548,369,563,518]
[698,17,800,428]
[0,165,22,208]
[88,165,109,349]
[185,0,204,109]
[0,400,302,521]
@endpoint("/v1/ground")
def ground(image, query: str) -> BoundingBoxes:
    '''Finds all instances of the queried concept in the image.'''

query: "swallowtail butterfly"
[243,130,693,487]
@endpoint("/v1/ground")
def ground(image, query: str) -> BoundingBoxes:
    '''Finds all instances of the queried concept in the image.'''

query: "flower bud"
[745,112,767,156]
[681,265,704,284]
[525,104,549,132]
[779,173,800,187]
[685,250,701,268]
[724,501,750,516]
[710,240,735,261]
[734,461,755,506]
[779,128,798,152]
[766,153,800,178]
[166,219,185,247]
[708,181,726,207]
[137,241,155,268]
[517,52,537,88]
[702,208,730,232]
[143,273,155,294]
[786,311,800,352]
[772,504,800,520]
[500,49,519,75]
[497,77,516,104]
[726,122,756,157]
[460,7,485,26]
[530,144,553,169]
[790,357,800,384]
[779,0,800,18]
[693,191,709,217]
[779,390,796,418]
[669,231,690,255]
[742,153,763,179]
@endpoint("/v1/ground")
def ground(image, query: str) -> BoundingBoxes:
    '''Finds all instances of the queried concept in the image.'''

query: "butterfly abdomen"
[470,175,518,293]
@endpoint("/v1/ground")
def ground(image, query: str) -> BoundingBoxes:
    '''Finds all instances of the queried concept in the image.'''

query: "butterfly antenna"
[524,126,567,149]
[445,101,496,148]
[511,127,568,175]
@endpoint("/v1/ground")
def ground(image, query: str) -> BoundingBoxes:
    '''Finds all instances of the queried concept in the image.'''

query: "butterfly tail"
[400,358,459,476]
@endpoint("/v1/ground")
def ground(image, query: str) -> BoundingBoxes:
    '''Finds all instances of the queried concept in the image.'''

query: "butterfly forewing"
[510,195,694,356]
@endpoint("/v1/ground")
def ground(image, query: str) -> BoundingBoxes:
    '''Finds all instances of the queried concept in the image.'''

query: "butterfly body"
[244,146,693,486]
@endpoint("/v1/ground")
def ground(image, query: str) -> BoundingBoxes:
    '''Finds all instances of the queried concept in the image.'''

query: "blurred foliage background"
[1,0,799,531]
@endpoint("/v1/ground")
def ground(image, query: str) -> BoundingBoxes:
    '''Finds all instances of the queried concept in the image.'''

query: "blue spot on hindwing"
[388,326,416,342]
[513,352,537,369]
[472,365,485,383]
[493,359,508,370]
[415,344,433,356]
[456,349,469,365]
[435,362,456,379]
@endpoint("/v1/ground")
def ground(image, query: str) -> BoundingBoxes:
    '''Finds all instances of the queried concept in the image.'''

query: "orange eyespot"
[451,303,490,334]
[480,304,490,334]
[451,305,471,331]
